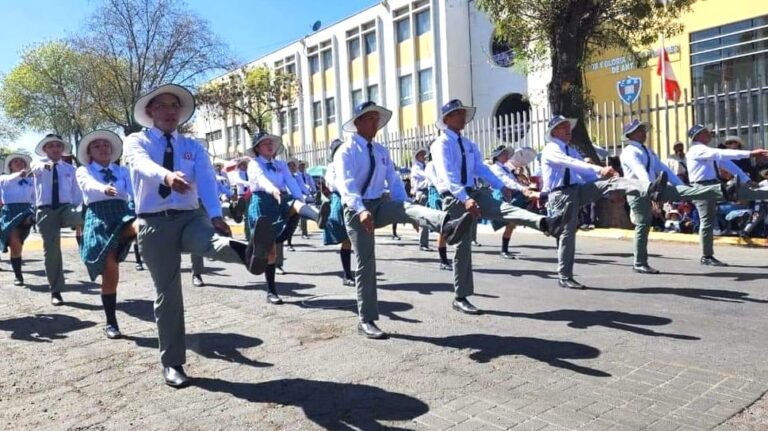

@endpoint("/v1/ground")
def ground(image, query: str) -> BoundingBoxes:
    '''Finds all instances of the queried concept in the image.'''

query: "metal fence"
[278,79,768,168]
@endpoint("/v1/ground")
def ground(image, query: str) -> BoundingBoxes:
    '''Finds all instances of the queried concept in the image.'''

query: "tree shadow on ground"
[194,377,428,430]
[392,333,610,377]
[125,332,272,367]
[483,308,700,340]
[0,313,96,343]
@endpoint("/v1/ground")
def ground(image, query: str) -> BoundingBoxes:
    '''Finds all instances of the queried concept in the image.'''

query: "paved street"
[1,227,767,430]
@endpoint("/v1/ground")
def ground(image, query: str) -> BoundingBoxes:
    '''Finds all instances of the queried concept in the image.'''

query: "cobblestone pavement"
[1,228,767,430]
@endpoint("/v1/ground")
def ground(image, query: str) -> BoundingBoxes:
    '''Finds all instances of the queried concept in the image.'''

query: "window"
[351,89,364,108]
[313,101,323,127]
[418,68,433,102]
[285,63,296,76]
[396,18,411,42]
[348,38,360,60]
[308,55,319,74]
[367,84,379,104]
[325,97,336,123]
[321,50,333,71]
[290,108,299,132]
[364,32,377,54]
[415,10,431,36]
[278,112,288,135]
[399,74,413,106]
[231,126,240,146]
[205,130,222,142]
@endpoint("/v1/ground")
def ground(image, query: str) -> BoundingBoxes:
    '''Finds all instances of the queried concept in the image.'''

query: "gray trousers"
[138,210,244,367]
[344,199,445,322]
[443,189,544,298]
[547,177,650,279]
[628,183,722,265]
[419,225,430,247]
[36,205,82,293]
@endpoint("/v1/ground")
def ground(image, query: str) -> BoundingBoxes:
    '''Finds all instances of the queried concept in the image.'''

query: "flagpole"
[660,0,668,101]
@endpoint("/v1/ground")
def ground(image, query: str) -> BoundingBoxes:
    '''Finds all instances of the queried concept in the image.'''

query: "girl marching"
[0,153,36,286]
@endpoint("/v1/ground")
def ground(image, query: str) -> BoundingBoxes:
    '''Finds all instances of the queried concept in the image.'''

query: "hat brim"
[413,147,429,159]
[4,153,32,174]
[342,105,393,133]
[133,84,196,129]
[511,147,537,167]
[622,121,651,140]
[246,134,284,157]
[35,136,73,157]
[328,140,344,162]
[490,146,512,160]
[77,130,123,164]
[545,118,578,140]
[437,106,476,129]
[689,126,710,141]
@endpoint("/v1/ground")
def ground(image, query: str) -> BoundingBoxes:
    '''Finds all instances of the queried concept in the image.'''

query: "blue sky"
[0,0,379,152]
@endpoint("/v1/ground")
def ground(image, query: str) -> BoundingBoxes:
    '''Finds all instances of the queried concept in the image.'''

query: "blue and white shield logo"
[617,76,642,105]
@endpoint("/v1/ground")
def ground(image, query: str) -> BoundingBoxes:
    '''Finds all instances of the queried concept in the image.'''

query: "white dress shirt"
[247,156,305,201]
[620,141,683,186]
[410,161,429,191]
[489,161,525,192]
[0,172,35,204]
[229,169,250,195]
[424,161,441,188]
[123,127,221,218]
[296,170,317,195]
[215,173,233,198]
[686,142,751,183]
[76,162,133,205]
[430,129,505,202]
[30,158,83,207]
[324,162,339,193]
[336,133,407,214]
[666,154,688,177]
[540,138,601,192]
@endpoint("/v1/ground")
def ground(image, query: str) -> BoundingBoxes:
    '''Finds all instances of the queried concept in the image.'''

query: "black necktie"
[640,144,652,173]
[101,168,117,183]
[266,162,276,172]
[361,142,375,196]
[457,136,467,185]
[563,145,572,187]
[713,161,720,180]
[51,163,60,209]
[158,134,173,198]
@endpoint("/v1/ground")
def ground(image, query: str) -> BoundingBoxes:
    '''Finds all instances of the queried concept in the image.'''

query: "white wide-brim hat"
[545,115,578,140]
[490,145,512,160]
[343,101,392,133]
[723,135,744,146]
[413,147,429,159]
[246,131,284,157]
[133,84,195,129]
[511,147,537,167]
[437,99,477,130]
[622,119,651,140]
[328,138,344,162]
[35,134,73,157]
[77,130,123,164]
[4,153,32,174]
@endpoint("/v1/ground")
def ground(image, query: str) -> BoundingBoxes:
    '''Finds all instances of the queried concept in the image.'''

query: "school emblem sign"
[617,76,642,105]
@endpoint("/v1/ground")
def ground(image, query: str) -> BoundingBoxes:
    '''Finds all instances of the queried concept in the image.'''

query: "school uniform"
[0,172,35,252]
[488,161,528,231]
[246,156,306,242]
[410,159,431,247]
[424,162,443,210]
[295,169,316,236]
[322,161,349,246]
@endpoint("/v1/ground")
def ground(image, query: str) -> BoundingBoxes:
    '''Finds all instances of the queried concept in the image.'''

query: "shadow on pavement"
[0,313,96,343]
[291,298,420,323]
[484,309,700,340]
[392,333,611,377]
[125,332,272,367]
[202,281,316,297]
[380,282,499,298]
[586,286,768,303]
[194,377,428,430]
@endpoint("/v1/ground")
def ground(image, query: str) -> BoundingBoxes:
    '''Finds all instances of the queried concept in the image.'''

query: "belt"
[692,179,721,185]
[440,187,474,199]
[138,209,194,218]
[550,184,577,193]
[38,203,71,209]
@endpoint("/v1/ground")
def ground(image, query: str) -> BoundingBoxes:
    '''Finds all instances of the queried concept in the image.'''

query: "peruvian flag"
[656,43,681,102]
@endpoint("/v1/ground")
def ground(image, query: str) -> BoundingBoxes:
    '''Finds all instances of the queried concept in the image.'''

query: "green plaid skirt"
[80,199,136,281]
[0,203,34,251]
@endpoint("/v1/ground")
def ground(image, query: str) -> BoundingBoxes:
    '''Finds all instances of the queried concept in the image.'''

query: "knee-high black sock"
[501,237,510,253]
[133,242,143,265]
[101,293,118,327]
[76,235,83,248]
[392,224,398,236]
[340,249,353,280]
[265,264,277,294]
[10,257,23,281]
[438,247,449,265]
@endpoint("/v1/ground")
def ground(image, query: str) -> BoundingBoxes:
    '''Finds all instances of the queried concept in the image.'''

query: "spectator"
[667,142,689,184]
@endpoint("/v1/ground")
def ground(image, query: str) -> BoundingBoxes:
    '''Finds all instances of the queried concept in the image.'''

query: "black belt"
[440,187,474,199]
[550,184,577,193]
[138,209,194,218]
[692,179,721,185]
[38,203,71,209]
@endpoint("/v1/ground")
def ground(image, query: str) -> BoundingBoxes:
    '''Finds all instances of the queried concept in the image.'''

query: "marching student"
[0,153,36,286]
[323,138,355,286]
[296,160,318,239]
[424,155,452,270]
[410,147,431,251]
[30,134,84,306]
[76,130,138,339]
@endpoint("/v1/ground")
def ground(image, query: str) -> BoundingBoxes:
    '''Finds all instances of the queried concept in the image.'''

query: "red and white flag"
[656,44,681,102]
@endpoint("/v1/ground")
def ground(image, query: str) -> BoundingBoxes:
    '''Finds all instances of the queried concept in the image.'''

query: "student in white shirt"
[76,130,137,340]
[30,134,84,306]
[0,153,36,286]
[296,160,318,238]
[322,139,355,286]
[410,147,432,250]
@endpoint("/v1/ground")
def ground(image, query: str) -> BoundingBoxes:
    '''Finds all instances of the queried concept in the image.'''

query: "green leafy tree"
[197,65,300,134]
[476,0,696,160]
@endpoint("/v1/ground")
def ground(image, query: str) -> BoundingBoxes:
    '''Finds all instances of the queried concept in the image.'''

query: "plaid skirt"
[0,203,34,251]
[323,192,348,245]
[80,199,136,281]
[427,186,442,210]
[247,191,292,243]
[490,189,528,231]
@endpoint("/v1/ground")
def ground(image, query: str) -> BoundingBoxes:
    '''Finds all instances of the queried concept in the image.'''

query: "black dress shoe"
[14,278,24,286]
[246,217,276,275]
[275,266,287,275]
[317,201,331,229]
[266,292,284,305]
[472,241,482,247]
[648,171,668,202]
[135,263,145,271]
[633,264,660,274]
[358,321,387,339]
[723,176,741,202]
[192,275,205,287]
[558,278,586,289]
[51,293,64,306]
[439,262,452,271]
[342,278,355,286]
[104,325,122,339]
[452,298,481,315]
[500,251,517,260]
[443,213,473,245]
[419,245,432,252]
[163,366,190,388]
[540,213,566,237]
[701,256,729,267]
